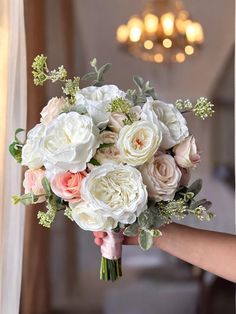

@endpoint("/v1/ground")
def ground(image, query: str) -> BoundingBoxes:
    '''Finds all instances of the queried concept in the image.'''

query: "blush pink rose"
[179,167,191,186]
[51,171,87,202]
[23,169,46,203]
[173,135,201,169]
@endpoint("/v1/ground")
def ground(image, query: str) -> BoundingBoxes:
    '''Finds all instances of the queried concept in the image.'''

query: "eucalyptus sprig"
[126,75,158,106]
[82,58,112,87]
[32,54,80,105]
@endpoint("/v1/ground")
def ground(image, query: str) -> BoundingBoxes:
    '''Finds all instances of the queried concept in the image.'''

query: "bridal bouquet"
[10,55,214,281]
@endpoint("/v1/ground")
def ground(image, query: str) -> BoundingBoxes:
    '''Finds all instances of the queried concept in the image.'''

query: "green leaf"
[188,179,202,196]
[190,199,212,210]
[138,230,153,251]
[133,75,145,92]
[64,206,74,221]
[123,223,139,237]
[41,177,52,197]
[97,63,112,80]
[9,128,25,163]
[150,228,162,237]
[138,210,154,229]
[89,158,101,166]
[82,72,97,81]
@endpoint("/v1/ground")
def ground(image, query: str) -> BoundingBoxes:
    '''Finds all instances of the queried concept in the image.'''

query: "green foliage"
[138,229,153,251]
[176,97,214,120]
[89,157,101,166]
[193,97,215,119]
[175,99,193,111]
[9,128,25,163]
[123,223,139,237]
[187,179,202,196]
[64,206,74,221]
[12,191,39,206]
[98,143,114,150]
[106,97,131,114]
[37,195,63,228]
[32,54,80,105]
[82,58,112,86]
[126,75,158,106]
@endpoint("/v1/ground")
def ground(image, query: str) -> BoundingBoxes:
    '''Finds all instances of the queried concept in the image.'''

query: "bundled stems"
[100,257,122,281]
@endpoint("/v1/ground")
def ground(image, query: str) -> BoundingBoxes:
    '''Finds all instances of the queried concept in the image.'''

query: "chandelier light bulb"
[154,53,164,63]
[163,38,172,48]
[185,45,194,55]
[116,25,129,43]
[186,22,204,43]
[144,13,159,33]
[129,27,142,42]
[161,12,175,36]
[176,52,186,63]
[144,40,154,50]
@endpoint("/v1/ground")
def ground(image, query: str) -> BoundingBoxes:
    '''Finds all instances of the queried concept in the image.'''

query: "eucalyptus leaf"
[42,177,52,196]
[188,179,202,196]
[123,223,139,237]
[14,128,25,143]
[138,230,153,251]
[190,199,211,210]
[82,72,97,81]
[97,63,112,80]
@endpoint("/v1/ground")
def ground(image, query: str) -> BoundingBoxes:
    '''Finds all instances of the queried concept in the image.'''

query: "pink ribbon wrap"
[100,230,124,260]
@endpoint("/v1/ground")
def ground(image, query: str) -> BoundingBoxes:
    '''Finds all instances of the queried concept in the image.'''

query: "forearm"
[155,223,236,282]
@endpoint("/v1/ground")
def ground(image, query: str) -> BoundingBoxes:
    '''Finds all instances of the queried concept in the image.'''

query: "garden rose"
[22,123,46,169]
[108,112,126,132]
[40,97,68,125]
[117,120,162,166]
[81,164,148,224]
[42,112,99,173]
[95,131,121,165]
[23,169,46,203]
[142,99,189,149]
[70,201,118,231]
[75,85,126,128]
[51,171,87,202]
[139,153,182,201]
[173,135,201,168]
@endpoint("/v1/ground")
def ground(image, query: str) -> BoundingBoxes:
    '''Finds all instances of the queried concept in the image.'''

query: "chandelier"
[116,0,204,63]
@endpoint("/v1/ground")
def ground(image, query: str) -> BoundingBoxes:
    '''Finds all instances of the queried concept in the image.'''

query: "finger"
[93,231,107,239]
[123,236,138,245]
[94,238,103,246]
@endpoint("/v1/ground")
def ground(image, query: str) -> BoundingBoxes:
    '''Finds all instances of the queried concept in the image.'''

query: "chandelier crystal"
[116,0,204,63]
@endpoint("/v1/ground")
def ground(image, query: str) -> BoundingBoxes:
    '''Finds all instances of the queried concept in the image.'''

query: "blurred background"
[21,0,235,314]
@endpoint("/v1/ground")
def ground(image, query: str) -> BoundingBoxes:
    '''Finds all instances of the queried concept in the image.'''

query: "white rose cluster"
[20,83,197,232]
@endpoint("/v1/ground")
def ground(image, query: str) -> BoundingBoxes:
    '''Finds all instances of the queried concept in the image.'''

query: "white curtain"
[0,0,26,313]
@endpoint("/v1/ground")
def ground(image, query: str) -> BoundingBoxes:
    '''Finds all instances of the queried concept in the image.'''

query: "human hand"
[93,231,138,246]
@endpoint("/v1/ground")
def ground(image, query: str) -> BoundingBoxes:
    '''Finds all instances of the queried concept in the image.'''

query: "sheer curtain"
[0,0,26,313]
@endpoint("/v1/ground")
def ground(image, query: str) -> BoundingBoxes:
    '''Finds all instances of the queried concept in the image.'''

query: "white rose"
[81,164,148,224]
[117,120,162,166]
[173,135,201,168]
[40,97,68,125]
[142,99,189,149]
[75,85,126,128]
[139,153,182,201]
[22,123,46,169]
[42,112,99,173]
[70,201,117,231]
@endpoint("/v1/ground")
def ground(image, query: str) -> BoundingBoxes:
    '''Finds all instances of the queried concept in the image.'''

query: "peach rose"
[23,169,46,203]
[173,135,200,169]
[95,131,121,164]
[51,171,87,202]
[40,97,68,125]
[139,153,182,201]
